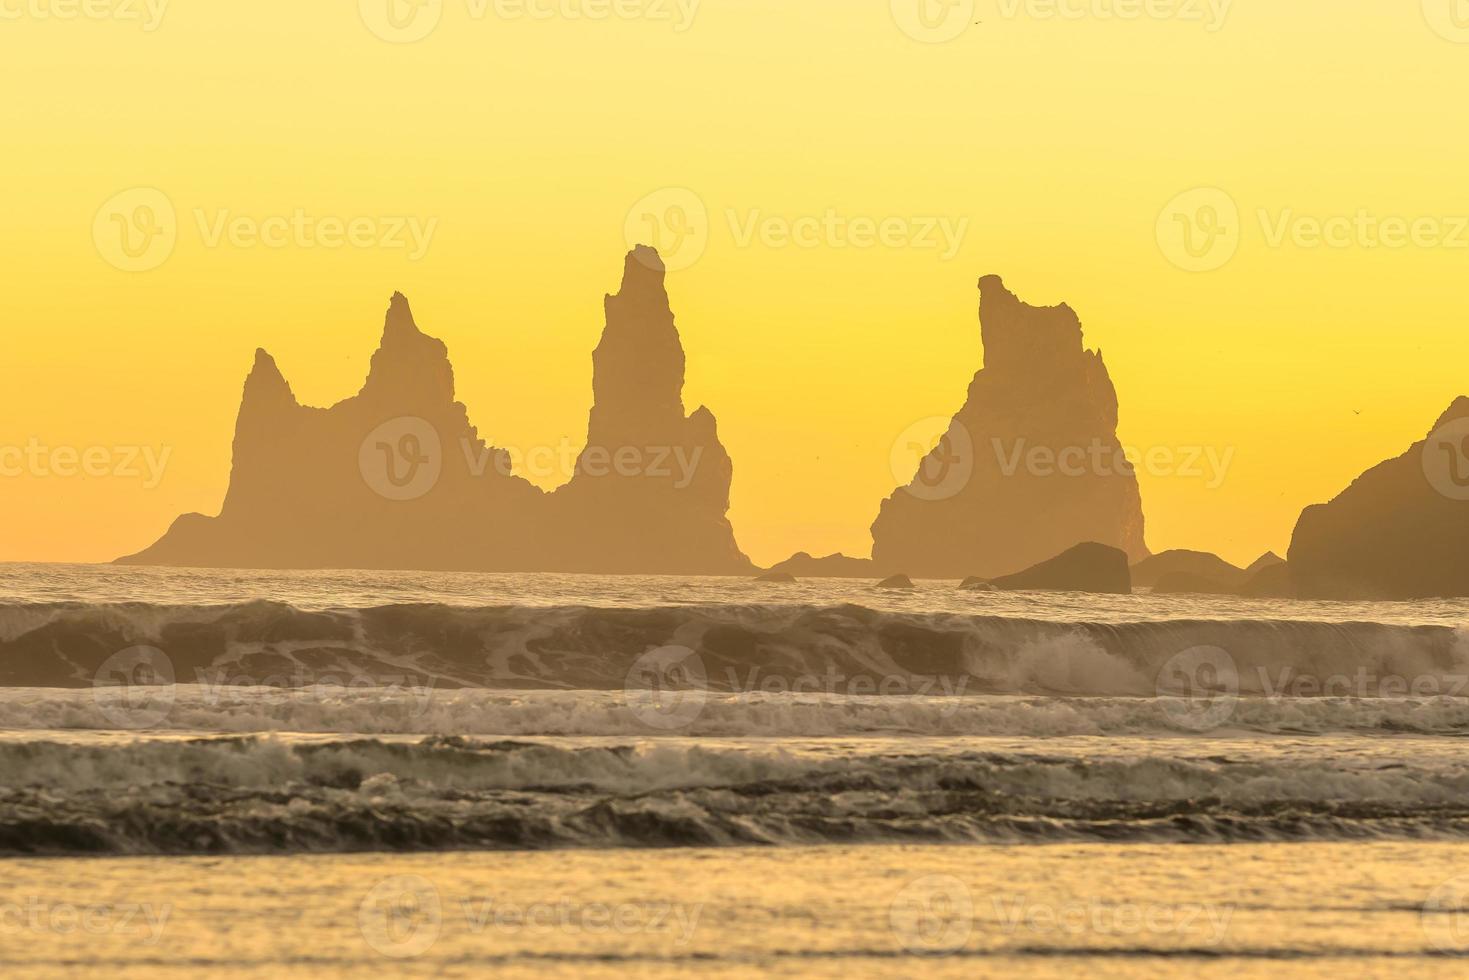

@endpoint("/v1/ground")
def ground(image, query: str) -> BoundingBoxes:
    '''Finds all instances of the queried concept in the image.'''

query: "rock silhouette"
[119,248,752,574]
[765,552,878,579]
[870,275,1148,579]
[1132,549,1246,595]
[1237,560,1294,599]
[1246,552,1286,576]
[548,247,751,574]
[1289,397,1469,599]
[988,542,1131,594]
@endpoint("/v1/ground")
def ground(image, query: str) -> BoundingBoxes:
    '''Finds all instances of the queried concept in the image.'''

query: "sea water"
[1,563,1468,976]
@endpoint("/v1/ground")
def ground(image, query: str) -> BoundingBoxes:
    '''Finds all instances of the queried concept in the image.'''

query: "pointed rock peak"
[250,348,282,379]
[381,291,426,347]
[613,246,672,309]
[1247,551,1286,574]
[242,348,296,406]
[1431,395,1469,432]
[364,292,454,404]
[601,246,678,342]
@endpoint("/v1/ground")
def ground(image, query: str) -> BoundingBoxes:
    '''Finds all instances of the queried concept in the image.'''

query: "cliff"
[870,275,1149,579]
[1289,397,1469,599]
[119,248,752,574]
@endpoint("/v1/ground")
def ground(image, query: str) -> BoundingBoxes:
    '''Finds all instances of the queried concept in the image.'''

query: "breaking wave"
[7,686,1469,737]
[1,599,1466,699]
[3,734,1469,855]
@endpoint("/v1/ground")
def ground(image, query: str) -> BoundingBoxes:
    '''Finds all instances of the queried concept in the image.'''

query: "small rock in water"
[877,574,914,589]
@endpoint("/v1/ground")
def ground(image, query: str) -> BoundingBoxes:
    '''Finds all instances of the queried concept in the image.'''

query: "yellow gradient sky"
[2,1,1468,568]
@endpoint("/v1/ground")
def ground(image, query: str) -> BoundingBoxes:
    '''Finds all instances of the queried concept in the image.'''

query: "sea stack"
[1289,397,1469,599]
[870,275,1149,580]
[120,248,752,575]
[548,246,752,574]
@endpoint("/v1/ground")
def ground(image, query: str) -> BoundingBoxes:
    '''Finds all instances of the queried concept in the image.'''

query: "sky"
[2,0,1468,569]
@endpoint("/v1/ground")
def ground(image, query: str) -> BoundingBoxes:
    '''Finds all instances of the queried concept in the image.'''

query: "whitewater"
[0,562,1467,856]
[5,563,1469,976]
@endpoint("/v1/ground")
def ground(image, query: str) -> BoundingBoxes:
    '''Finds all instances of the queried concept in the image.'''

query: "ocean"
[2,563,1468,976]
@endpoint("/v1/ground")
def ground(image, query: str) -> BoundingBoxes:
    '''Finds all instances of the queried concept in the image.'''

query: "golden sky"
[2,1,1468,569]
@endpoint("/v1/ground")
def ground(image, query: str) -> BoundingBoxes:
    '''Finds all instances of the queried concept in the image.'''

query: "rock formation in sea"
[545,246,751,574]
[119,247,752,574]
[765,552,879,579]
[1237,558,1293,599]
[987,542,1131,594]
[870,275,1149,579]
[1289,397,1469,599]
[1132,549,1247,595]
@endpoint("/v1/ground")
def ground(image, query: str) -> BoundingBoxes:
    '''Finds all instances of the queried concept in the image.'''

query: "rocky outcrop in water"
[765,552,879,579]
[547,247,750,574]
[1132,550,1246,595]
[988,542,1131,594]
[870,276,1148,579]
[1289,398,1469,599]
[119,248,752,574]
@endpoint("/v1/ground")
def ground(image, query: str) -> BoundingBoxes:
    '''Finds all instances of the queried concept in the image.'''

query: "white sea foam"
[5,686,1469,737]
